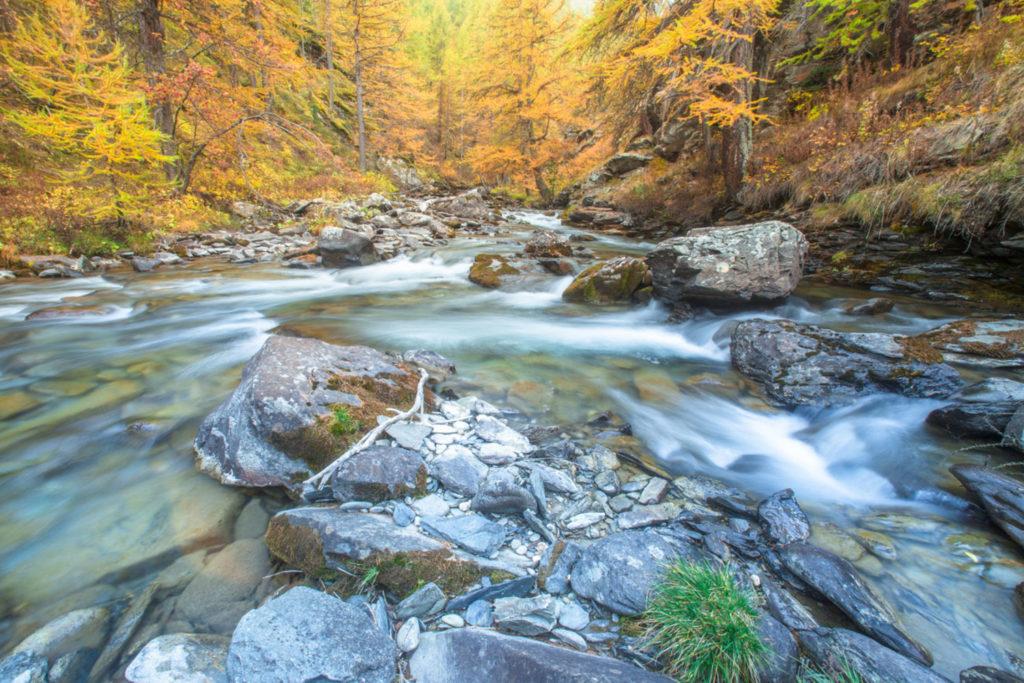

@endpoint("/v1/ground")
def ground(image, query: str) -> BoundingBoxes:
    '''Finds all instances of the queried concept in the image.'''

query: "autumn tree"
[0,0,171,218]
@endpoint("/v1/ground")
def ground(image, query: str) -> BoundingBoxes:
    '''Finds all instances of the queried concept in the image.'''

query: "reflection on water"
[0,212,1021,676]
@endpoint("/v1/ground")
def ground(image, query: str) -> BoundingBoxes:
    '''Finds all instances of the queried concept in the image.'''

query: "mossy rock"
[469,253,522,289]
[562,257,652,304]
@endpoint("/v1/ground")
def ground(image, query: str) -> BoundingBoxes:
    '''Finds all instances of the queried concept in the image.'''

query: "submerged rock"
[645,222,807,307]
[950,464,1024,552]
[227,586,396,683]
[13,607,110,662]
[731,319,962,407]
[193,335,426,495]
[125,634,229,683]
[172,538,270,633]
[798,628,947,683]
[408,628,673,682]
[780,543,931,665]
[562,257,652,304]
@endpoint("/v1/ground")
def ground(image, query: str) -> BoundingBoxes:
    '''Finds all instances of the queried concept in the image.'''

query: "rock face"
[571,530,698,615]
[427,189,491,220]
[950,464,1024,552]
[731,319,962,407]
[318,225,379,268]
[194,336,425,495]
[926,379,1024,443]
[798,628,947,683]
[330,445,427,502]
[758,489,810,545]
[603,152,653,176]
[227,586,396,683]
[562,257,652,304]
[408,628,673,682]
[780,543,931,666]
[645,222,808,306]
[910,318,1024,369]
[125,634,229,683]
[524,230,572,258]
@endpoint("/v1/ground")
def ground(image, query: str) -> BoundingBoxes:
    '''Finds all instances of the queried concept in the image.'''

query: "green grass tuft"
[640,560,766,682]
[330,406,361,436]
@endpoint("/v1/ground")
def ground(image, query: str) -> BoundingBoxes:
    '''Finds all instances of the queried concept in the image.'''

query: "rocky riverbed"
[1,192,1024,681]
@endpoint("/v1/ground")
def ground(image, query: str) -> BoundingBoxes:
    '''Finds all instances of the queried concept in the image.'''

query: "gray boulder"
[331,445,427,503]
[493,595,559,636]
[426,188,491,220]
[798,628,948,683]
[125,634,229,683]
[603,153,653,176]
[318,225,379,268]
[780,543,931,665]
[950,464,1024,552]
[194,336,424,495]
[731,319,962,407]
[431,447,489,496]
[758,489,810,545]
[571,530,700,616]
[420,514,505,556]
[472,468,536,515]
[645,222,807,306]
[926,379,1024,443]
[227,586,396,683]
[753,613,799,683]
[408,628,673,682]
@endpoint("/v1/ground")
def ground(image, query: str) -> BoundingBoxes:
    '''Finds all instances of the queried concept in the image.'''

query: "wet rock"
[468,254,546,289]
[194,335,424,495]
[131,257,161,273]
[475,415,532,453]
[447,576,536,611]
[25,305,114,321]
[395,583,447,620]
[49,648,98,683]
[799,628,947,683]
[173,538,270,634]
[638,477,670,505]
[420,514,505,556]
[430,447,488,497]
[780,543,931,665]
[13,607,110,662]
[227,586,396,683]
[538,541,583,594]
[89,582,156,680]
[960,666,1024,682]
[760,576,817,630]
[846,298,895,316]
[0,651,48,682]
[950,464,1024,552]
[646,222,807,307]
[318,225,379,268]
[125,634,229,683]
[0,391,42,420]
[233,498,270,539]
[524,230,572,258]
[330,445,427,503]
[408,628,673,682]
[754,613,799,683]
[758,489,811,545]
[562,257,651,304]
[493,595,559,636]
[401,349,456,382]
[472,468,537,515]
[926,379,1024,442]
[731,319,962,407]
[572,530,693,616]
[604,153,653,176]
[911,319,1024,369]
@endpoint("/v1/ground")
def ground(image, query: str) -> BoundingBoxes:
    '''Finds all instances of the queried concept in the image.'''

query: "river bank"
[1,192,1023,680]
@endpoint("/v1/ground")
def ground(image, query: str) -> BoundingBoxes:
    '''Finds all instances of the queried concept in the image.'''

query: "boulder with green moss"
[194,335,433,496]
[562,257,651,304]
[468,254,546,289]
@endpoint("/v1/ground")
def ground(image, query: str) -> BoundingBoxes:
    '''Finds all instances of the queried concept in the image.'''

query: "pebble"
[515,546,528,556]
[392,503,415,527]
[396,618,421,653]
[552,627,589,651]
[566,512,604,530]
[637,477,670,505]
[339,501,373,511]
[558,601,591,631]
[608,494,633,513]
[458,501,471,511]
[441,614,465,628]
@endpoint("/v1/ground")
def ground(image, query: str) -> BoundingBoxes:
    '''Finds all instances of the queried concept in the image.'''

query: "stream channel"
[0,209,1022,678]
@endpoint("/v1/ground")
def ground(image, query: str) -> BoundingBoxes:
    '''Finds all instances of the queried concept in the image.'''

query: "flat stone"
[331,445,427,503]
[464,600,493,627]
[523,462,580,494]
[385,421,433,451]
[0,391,42,420]
[798,627,946,683]
[493,595,559,636]
[440,614,465,628]
[637,477,670,504]
[400,350,456,382]
[609,494,634,513]
[125,634,229,683]
[396,618,421,653]
[595,470,619,495]
[753,613,799,683]
[431,447,488,497]
[566,512,605,530]
[474,415,532,453]
[950,464,1024,553]
[392,502,415,527]
[408,629,672,682]
[420,514,505,556]
[447,576,536,611]
[557,601,591,631]
[552,628,589,651]
[617,504,675,530]
[227,586,396,683]
[472,468,536,515]
[478,442,521,465]
[89,582,157,680]
[396,583,446,620]
[13,607,110,661]
[758,489,811,545]
[411,493,450,517]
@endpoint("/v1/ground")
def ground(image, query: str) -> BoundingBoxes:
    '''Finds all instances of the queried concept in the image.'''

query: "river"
[0,210,1021,677]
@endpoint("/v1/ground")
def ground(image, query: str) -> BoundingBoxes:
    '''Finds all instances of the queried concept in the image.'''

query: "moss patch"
[330,550,508,599]
[469,253,521,289]
[904,319,1024,362]
[264,516,334,580]
[562,257,652,304]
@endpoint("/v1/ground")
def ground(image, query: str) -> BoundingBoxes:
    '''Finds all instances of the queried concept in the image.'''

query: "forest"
[0,0,1020,257]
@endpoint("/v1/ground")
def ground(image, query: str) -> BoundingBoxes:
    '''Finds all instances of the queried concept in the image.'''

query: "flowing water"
[0,210,1021,677]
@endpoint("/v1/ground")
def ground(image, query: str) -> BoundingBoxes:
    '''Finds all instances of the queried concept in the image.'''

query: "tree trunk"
[437,81,447,162]
[354,24,367,173]
[886,0,915,68]
[533,167,552,204]
[136,0,177,182]
[324,0,335,111]
[720,21,754,202]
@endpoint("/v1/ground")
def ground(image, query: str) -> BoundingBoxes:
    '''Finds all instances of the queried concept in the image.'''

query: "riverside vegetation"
[3,0,1024,682]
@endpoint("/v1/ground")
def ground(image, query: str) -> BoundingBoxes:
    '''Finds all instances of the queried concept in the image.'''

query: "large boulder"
[194,336,428,495]
[524,230,572,258]
[950,464,1024,552]
[408,628,673,682]
[227,586,396,683]
[645,222,808,306]
[731,319,963,407]
[468,254,546,289]
[427,189,491,220]
[926,379,1024,444]
[908,319,1024,369]
[780,543,931,665]
[603,152,653,176]
[562,257,652,304]
[376,156,425,190]
[125,634,229,683]
[264,508,514,596]
[318,225,379,268]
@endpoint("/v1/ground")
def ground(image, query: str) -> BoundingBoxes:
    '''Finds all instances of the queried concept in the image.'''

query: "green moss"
[330,406,361,436]
[332,550,495,599]
[264,516,336,580]
[469,253,521,289]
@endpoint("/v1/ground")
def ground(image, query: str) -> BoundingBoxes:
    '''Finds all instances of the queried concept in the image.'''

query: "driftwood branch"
[305,369,429,489]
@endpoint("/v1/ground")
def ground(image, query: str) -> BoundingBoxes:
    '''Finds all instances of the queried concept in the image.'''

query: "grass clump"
[330,406,361,436]
[640,560,765,682]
